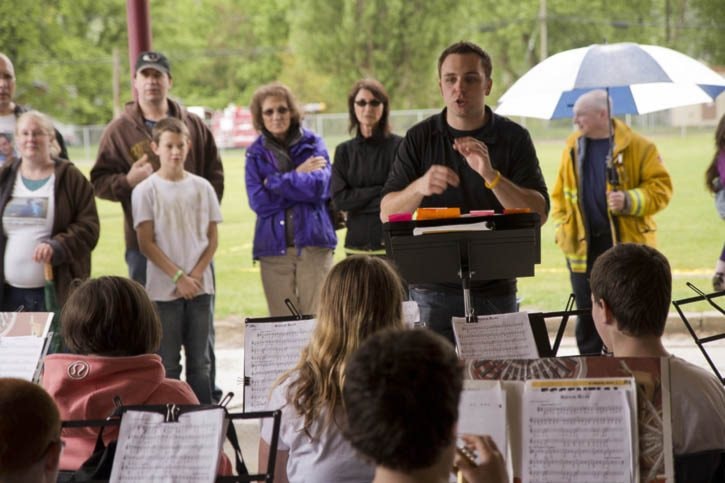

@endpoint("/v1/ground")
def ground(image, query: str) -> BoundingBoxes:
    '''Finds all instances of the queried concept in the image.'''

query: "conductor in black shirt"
[380,41,549,344]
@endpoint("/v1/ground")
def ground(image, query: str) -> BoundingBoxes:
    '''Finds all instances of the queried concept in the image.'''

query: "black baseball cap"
[135,51,170,75]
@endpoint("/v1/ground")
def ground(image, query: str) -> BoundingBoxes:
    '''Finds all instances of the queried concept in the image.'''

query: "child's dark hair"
[152,117,190,144]
[590,243,671,337]
[61,276,161,356]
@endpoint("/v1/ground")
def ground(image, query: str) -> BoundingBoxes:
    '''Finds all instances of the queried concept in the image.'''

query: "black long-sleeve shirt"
[331,132,402,251]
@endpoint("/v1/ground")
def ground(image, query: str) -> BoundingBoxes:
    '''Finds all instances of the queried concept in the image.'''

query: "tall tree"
[289,0,464,110]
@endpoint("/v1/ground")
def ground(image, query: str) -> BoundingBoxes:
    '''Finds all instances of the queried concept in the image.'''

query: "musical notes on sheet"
[109,409,225,483]
[522,378,637,483]
[243,319,316,412]
[0,335,46,380]
[452,312,539,360]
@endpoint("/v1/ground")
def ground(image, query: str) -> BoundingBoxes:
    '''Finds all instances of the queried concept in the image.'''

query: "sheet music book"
[0,312,53,337]
[0,335,47,380]
[522,378,637,483]
[457,380,508,465]
[243,318,316,412]
[452,312,539,360]
[464,356,674,483]
[109,408,226,483]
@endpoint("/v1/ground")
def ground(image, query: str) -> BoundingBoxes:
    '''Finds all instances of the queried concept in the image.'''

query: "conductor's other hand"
[296,156,327,173]
[453,137,494,179]
[175,274,202,300]
[454,435,507,483]
[127,154,154,188]
[416,165,460,196]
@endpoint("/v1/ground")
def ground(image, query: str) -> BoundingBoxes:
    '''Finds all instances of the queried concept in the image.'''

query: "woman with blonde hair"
[0,111,98,311]
[258,255,406,482]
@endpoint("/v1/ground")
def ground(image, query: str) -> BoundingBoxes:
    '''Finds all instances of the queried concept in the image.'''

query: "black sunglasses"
[262,106,290,117]
[354,99,382,107]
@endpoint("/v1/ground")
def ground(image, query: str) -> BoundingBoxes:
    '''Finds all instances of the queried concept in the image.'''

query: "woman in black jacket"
[331,79,402,256]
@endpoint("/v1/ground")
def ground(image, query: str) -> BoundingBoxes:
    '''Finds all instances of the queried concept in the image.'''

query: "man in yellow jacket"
[551,89,673,355]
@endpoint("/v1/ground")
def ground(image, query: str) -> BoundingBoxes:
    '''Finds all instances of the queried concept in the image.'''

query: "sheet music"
[457,380,507,460]
[522,378,637,483]
[452,312,538,360]
[244,318,316,412]
[109,408,225,483]
[0,336,46,380]
[413,220,491,236]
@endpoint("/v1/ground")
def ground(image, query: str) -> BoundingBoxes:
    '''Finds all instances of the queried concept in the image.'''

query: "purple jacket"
[245,128,337,259]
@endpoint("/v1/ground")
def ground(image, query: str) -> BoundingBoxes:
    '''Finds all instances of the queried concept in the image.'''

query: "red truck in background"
[208,104,257,149]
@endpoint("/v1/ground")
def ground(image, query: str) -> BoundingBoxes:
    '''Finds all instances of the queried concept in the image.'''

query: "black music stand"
[527,293,591,357]
[672,283,725,385]
[60,404,282,483]
[384,213,541,322]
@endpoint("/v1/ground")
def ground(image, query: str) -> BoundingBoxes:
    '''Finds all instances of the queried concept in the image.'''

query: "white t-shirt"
[669,355,725,455]
[260,378,374,483]
[2,173,55,287]
[131,172,222,301]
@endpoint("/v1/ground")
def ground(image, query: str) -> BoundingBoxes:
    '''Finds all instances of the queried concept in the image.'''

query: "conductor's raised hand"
[296,156,327,173]
[453,137,494,179]
[454,435,507,483]
[415,165,460,196]
[127,154,154,188]
[175,274,202,300]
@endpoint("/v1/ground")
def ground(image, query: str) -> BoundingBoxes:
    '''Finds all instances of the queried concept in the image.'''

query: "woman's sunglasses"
[354,99,382,107]
[262,106,290,117]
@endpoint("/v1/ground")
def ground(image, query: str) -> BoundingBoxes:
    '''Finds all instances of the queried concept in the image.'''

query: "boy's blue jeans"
[155,294,212,403]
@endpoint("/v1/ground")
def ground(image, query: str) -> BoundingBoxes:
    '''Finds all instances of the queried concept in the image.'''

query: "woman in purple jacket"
[706,113,725,291]
[245,83,336,316]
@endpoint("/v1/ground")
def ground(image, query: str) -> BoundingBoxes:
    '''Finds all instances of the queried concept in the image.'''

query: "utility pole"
[112,48,121,118]
[126,0,152,99]
[539,0,548,61]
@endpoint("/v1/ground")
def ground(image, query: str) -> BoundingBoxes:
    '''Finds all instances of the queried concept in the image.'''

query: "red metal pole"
[126,0,152,99]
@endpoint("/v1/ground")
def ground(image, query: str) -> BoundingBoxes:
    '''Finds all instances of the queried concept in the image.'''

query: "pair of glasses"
[262,106,290,117]
[355,99,382,107]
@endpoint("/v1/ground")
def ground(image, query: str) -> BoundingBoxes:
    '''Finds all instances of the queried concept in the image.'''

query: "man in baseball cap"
[92,49,224,402]
[134,51,171,75]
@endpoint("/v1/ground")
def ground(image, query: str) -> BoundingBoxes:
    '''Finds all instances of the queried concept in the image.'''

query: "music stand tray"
[384,213,541,321]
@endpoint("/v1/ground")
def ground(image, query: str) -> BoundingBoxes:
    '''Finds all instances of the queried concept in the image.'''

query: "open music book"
[110,407,226,483]
[458,357,674,483]
[0,312,54,381]
[452,312,540,360]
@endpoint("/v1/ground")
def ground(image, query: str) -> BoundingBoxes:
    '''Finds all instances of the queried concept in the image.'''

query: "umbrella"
[495,42,725,119]
[44,263,62,354]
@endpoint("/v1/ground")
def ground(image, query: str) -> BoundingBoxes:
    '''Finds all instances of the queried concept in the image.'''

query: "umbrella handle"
[44,263,54,282]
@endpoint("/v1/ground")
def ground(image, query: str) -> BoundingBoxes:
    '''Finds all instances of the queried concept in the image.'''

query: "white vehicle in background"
[209,104,256,149]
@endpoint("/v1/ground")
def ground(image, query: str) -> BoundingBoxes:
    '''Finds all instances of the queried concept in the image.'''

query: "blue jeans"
[410,287,517,346]
[131,249,222,400]
[2,284,45,312]
[155,294,212,403]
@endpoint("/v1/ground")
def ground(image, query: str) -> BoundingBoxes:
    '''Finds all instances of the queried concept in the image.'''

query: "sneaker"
[713,272,725,292]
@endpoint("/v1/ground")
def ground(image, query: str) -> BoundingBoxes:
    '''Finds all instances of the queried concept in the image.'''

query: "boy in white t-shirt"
[132,117,222,404]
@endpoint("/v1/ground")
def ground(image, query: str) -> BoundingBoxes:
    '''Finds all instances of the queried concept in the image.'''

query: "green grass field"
[69,127,723,318]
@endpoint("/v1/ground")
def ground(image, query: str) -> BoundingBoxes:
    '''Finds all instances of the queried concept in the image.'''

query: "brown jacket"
[0,158,100,305]
[90,99,224,250]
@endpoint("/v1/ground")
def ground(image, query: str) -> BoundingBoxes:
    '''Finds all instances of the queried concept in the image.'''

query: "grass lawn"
[71,127,723,318]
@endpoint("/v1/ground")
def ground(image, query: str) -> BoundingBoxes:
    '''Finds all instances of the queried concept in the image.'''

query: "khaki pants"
[259,246,334,317]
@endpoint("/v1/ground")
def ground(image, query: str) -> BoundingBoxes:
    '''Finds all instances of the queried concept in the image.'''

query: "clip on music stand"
[672,283,725,384]
[384,213,541,322]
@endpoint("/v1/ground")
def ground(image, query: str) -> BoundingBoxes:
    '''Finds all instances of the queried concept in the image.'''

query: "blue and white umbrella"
[495,42,725,119]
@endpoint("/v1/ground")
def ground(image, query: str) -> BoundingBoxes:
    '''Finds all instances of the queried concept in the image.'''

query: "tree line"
[1,0,723,125]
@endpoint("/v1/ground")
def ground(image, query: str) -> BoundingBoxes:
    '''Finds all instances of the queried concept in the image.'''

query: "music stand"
[527,293,591,357]
[60,406,282,483]
[672,283,725,384]
[384,213,541,322]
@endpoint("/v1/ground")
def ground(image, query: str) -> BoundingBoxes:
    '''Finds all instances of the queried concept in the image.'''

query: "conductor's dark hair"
[61,276,161,356]
[343,328,462,471]
[438,41,492,79]
[590,243,671,337]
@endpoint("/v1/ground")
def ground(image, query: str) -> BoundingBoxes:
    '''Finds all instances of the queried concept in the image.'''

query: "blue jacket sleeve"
[245,150,293,218]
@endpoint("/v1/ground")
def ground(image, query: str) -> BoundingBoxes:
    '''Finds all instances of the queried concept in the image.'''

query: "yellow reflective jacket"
[551,119,673,273]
